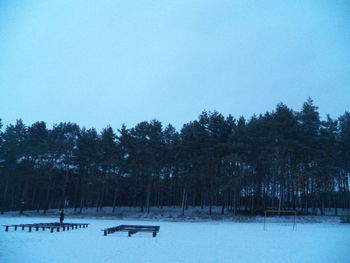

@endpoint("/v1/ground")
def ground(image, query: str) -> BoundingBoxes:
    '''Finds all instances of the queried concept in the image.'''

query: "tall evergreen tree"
[298,97,322,214]
[75,128,99,213]
[1,120,27,213]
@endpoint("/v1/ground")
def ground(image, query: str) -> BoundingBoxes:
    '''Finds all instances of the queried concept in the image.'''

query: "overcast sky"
[1,0,349,131]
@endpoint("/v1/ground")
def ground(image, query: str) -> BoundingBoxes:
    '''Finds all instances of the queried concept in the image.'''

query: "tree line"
[0,98,349,215]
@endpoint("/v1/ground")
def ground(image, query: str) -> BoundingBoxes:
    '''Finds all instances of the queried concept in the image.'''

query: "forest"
[0,98,349,216]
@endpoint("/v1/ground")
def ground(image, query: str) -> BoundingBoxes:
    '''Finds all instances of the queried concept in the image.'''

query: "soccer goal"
[263,210,297,230]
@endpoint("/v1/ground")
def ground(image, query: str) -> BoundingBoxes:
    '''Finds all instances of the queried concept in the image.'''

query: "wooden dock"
[3,223,89,233]
[102,225,160,237]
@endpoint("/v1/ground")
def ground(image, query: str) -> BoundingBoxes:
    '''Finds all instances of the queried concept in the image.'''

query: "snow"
[0,216,349,263]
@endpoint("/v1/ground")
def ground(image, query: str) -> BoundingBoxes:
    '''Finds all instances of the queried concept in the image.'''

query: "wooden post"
[29,226,32,232]
[104,230,107,236]
[153,232,156,237]
[14,226,17,231]
[57,227,60,232]
[51,228,54,233]
[5,226,9,232]
[22,226,25,230]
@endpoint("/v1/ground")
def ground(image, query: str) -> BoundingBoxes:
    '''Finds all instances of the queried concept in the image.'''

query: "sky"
[0,0,349,131]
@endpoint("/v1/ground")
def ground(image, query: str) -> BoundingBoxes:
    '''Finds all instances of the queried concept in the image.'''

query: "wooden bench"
[3,223,89,233]
[102,225,160,237]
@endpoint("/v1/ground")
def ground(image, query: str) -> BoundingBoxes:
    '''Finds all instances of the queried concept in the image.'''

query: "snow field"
[0,217,349,263]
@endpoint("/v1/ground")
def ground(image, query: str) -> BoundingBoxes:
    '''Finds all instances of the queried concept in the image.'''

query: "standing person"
[19,201,25,215]
[60,210,65,224]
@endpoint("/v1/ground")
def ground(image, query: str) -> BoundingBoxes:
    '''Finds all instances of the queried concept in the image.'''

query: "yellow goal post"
[263,210,297,230]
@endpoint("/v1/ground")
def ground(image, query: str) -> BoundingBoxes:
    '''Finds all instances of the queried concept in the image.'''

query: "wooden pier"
[102,225,160,237]
[3,223,89,233]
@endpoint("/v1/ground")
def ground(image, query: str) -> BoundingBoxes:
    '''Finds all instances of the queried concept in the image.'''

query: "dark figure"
[59,210,64,224]
[19,201,25,215]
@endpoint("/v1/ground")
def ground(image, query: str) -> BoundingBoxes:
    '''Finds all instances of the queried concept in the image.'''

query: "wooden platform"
[3,223,89,233]
[102,225,160,237]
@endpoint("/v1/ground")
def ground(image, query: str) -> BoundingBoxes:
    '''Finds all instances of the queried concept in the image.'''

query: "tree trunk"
[31,184,38,210]
[208,191,212,216]
[221,192,226,215]
[19,178,29,214]
[146,175,152,214]
[43,183,51,214]
[233,190,237,216]
[181,187,187,216]
[1,179,9,214]
[334,191,338,216]
[112,187,118,213]
[272,174,276,210]
[61,168,69,210]
[278,185,283,216]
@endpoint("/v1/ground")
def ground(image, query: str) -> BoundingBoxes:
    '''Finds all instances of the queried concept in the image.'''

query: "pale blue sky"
[0,0,349,130]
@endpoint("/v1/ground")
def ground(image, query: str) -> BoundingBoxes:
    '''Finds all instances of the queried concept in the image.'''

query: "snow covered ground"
[0,216,349,263]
